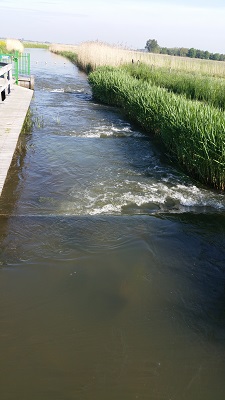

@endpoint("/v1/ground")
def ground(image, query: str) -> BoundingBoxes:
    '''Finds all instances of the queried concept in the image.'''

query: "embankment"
[89,67,225,190]
[50,42,225,190]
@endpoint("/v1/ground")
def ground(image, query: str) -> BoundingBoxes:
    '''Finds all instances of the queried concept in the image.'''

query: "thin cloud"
[0,0,224,52]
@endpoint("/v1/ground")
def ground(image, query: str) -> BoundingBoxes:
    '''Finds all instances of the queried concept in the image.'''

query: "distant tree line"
[145,39,225,61]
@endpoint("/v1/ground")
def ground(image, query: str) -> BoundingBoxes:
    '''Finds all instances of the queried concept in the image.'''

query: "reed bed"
[0,40,7,53]
[6,39,24,53]
[0,39,24,54]
[50,41,225,77]
[123,63,225,110]
[49,43,78,54]
[50,41,225,189]
[89,67,225,190]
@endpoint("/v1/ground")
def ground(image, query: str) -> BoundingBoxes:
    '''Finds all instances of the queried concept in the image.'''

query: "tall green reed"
[123,63,225,110]
[89,66,225,190]
[52,50,78,65]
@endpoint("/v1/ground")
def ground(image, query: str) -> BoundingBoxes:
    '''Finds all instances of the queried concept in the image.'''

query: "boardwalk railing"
[13,51,31,84]
[0,62,13,102]
[0,52,31,85]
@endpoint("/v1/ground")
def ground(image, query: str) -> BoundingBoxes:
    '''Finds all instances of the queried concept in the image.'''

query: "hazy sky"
[0,0,225,53]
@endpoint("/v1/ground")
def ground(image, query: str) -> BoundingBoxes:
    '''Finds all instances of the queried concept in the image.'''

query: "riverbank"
[89,67,225,190]
[0,84,33,196]
[123,63,225,110]
[50,41,225,77]
[50,42,225,190]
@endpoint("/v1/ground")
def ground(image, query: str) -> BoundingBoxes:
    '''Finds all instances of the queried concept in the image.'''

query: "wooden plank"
[0,78,9,94]
[0,64,13,99]
[0,64,12,76]
[0,84,33,195]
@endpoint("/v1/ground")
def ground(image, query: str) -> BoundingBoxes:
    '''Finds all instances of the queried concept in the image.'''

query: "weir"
[0,62,33,196]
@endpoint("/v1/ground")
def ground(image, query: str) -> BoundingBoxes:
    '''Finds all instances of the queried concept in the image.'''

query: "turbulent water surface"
[0,49,225,400]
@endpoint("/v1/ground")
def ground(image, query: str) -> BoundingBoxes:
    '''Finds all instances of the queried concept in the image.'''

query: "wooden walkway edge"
[0,84,33,196]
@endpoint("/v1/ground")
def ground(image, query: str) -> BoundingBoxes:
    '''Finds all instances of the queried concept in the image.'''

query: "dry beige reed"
[50,41,225,77]
[6,39,24,53]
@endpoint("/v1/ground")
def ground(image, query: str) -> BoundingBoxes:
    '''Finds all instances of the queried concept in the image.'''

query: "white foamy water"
[59,174,225,216]
[69,124,143,139]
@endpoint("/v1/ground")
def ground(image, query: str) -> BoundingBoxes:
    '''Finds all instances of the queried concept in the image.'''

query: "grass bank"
[123,63,225,110]
[50,44,79,67]
[52,50,78,64]
[89,67,225,190]
[23,42,50,49]
[50,41,225,189]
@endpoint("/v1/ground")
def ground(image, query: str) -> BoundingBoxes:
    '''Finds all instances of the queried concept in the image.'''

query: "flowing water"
[0,49,225,400]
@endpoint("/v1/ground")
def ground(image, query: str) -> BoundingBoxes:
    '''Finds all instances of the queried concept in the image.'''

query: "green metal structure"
[0,51,30,84]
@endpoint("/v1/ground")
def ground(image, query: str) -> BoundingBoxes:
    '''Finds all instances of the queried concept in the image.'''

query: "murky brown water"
[0,49,225,400]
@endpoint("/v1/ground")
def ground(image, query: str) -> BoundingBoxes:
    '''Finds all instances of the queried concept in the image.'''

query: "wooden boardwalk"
[0,84,33,196]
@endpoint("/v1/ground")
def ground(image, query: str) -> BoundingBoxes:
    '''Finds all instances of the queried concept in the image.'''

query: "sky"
[0,0,225,53]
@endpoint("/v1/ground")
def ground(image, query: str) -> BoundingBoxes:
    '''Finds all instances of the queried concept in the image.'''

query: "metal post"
[27,53,30,75]
[14,51,19,85]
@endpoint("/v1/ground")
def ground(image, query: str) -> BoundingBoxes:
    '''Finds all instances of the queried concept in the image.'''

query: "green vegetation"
[123,63,225,110]
[21,109,33,134]
[1,39,48,51]
[23,42,50,49]
[88,66,225,190]
[52,50,78,65]
[145,38,225,61]
[0,40,7,53]
[21,109,44,134]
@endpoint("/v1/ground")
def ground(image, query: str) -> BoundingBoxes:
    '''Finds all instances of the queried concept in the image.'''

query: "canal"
[0,48,225,400]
